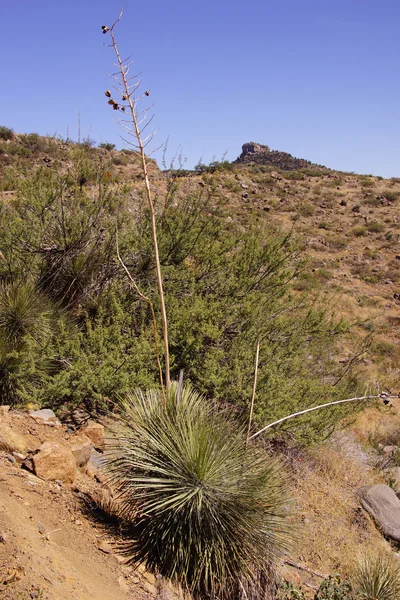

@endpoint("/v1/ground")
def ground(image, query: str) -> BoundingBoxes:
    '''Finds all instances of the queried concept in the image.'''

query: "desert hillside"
[1,131,400,599]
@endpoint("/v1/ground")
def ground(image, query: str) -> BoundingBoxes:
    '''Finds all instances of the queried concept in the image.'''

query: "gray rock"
[29,409,57,422]
[68,433,92,468]
[359,484,400,542]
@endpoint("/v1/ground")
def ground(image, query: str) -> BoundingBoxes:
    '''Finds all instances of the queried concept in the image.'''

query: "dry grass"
[289,441,388,580]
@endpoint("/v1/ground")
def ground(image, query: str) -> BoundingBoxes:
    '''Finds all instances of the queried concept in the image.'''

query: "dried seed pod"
[101,25,109,34]
[122,95,127,101]
[107,99,115,105]
[105,90,111,98]
[144,90,150,97]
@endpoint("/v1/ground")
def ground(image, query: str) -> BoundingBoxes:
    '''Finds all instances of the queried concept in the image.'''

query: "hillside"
[1,131,400,599]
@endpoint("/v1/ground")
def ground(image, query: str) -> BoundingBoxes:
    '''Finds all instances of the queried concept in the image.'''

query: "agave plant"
[354,553,400,600]
[106,384,293,600]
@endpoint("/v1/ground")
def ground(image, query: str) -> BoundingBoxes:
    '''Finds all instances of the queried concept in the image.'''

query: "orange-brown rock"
[32,442,76,484]
[83,422,104,450]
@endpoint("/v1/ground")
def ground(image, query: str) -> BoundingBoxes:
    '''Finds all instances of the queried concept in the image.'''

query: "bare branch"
[116,232,166,407]
[249,393,397,440]
[106,17,171,390]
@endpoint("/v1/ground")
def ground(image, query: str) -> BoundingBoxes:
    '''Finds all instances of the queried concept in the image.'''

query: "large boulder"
[359,484,400,542]
[32,442,76,484]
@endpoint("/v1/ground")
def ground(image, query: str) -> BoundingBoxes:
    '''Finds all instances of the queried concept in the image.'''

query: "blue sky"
[1,0,399,176]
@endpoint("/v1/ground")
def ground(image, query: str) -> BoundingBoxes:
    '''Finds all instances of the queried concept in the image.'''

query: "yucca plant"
[106,384,293,600]
[354,553,400,600]
[0,282,52,404]
[0,282,51,349]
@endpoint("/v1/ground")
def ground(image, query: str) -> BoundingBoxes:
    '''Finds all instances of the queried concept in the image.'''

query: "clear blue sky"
[1,0,399,176]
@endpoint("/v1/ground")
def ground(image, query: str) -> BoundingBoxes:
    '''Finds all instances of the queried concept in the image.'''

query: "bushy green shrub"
[0,154,363,438]
[0,126,14,140]
[99,142,116,150]
[315,576,355,599]
[107,384,293,600]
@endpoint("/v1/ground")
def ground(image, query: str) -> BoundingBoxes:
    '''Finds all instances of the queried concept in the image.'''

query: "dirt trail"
[0,411,176,600]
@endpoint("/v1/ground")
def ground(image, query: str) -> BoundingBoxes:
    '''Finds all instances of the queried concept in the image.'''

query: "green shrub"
[106,385,293,600]
[99,142,116,150]
[315,575,355,599]
[276,580,306,599]
[351,227,367,237]
[366,221,384,233]
[383,190,400,202]
[0,126,14,141]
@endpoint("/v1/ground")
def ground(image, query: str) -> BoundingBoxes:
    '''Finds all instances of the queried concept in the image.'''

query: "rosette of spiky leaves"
[0,282,52,404]
[0,282,51,350]
[106,384,293,600]
[354,553,400,600]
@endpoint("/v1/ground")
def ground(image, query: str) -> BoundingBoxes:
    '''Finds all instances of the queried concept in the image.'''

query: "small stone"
[37,521,46,535]
[97,539,113,553]
[29,409,57,422]
[12,452,26,464]
[0,532,8,543]
[6,454,16,463]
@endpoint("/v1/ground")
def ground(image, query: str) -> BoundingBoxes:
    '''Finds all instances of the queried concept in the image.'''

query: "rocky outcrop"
[359,484,400,543]
[235,141,328,171]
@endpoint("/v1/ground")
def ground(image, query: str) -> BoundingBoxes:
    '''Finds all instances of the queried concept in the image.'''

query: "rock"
[12,452,26,464]
[97,539,113,554]
[82,422,104,449]
[236,142,327,171]
[382,445,397,455]
[68,433,92,468]
[0,405,10,423]
[359,484,400,542]
[37,521,46,535]
[32,442,76,484]
[29,409,57,422]
[0,424,29,453]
